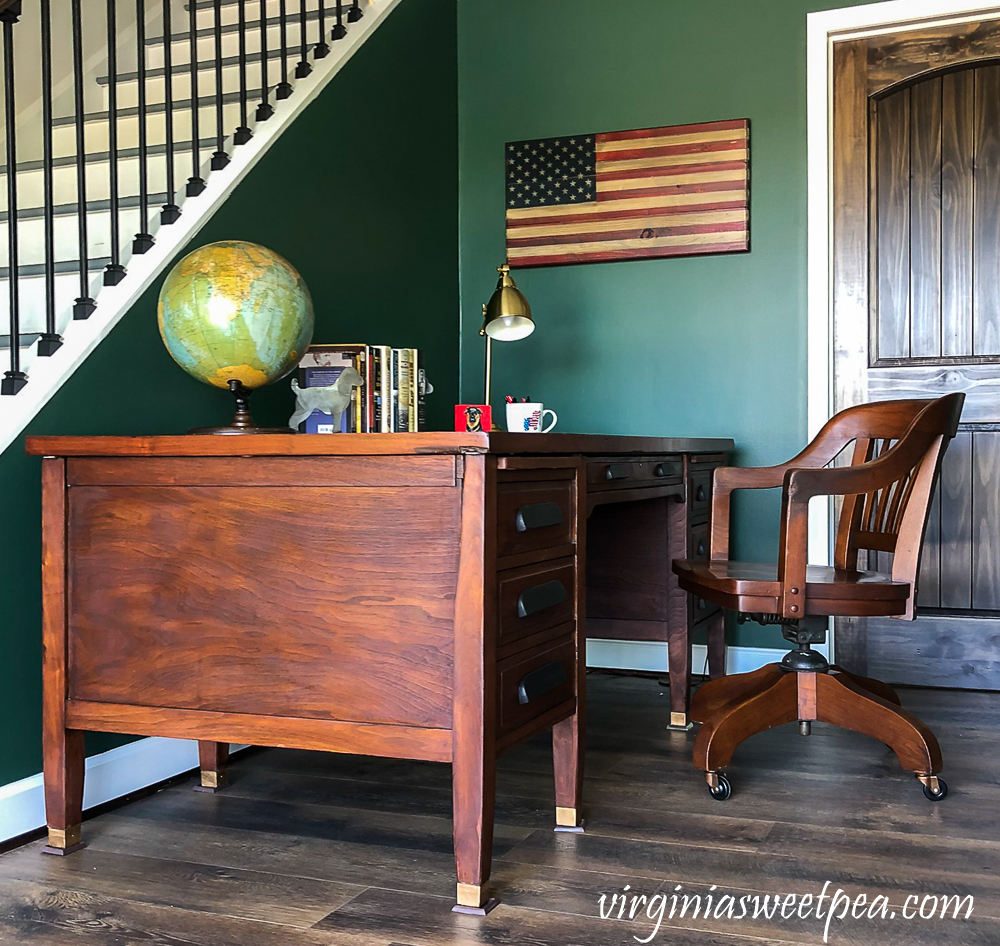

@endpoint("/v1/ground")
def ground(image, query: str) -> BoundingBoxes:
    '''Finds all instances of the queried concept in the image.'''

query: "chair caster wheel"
[707,773,731,801]
[921,777,948,801]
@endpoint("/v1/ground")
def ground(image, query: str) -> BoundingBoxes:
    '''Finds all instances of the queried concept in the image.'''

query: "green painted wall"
[0,0,458,789]
[457,0,876,647]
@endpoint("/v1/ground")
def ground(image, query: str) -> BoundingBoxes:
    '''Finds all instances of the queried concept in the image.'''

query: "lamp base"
[188,380,295,435]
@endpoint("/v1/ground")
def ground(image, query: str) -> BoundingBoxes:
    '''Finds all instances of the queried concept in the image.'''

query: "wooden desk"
[27,432,732,912]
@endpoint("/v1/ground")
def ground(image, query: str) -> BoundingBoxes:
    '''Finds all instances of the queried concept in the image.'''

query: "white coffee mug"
[506,402,557,433]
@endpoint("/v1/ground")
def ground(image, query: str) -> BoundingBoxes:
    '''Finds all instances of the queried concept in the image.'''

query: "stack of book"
[296,344,430,433]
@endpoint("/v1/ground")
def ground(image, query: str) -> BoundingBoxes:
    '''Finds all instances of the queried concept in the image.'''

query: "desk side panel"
[66,481,459,729]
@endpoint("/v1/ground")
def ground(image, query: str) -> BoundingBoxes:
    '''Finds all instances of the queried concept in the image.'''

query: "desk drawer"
[498,638,575,735]
[689,470,713,523]
[687,520,720,626]
[689,591,721,627]
[498,560,575,647]
[497,479,574,558]
[689,520,710,562]
[587,456,682,490]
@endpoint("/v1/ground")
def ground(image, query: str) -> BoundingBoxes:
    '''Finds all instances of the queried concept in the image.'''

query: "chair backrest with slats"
[830,395,964,617]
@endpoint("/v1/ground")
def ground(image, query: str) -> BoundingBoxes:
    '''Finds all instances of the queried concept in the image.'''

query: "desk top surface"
[27,432,734,458]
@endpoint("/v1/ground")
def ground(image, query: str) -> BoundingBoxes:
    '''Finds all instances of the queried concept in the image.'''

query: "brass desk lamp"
[481,263,534,407]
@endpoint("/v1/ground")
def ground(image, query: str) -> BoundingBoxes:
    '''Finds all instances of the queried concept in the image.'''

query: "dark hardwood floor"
[1,672,998,945]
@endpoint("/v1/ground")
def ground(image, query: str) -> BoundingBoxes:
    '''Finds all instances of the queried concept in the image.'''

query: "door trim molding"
[806,0,1000,659]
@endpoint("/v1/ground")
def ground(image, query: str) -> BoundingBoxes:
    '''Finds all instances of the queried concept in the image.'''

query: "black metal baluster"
[275,0,292,99]
[132,0,153,252]
[71,0,95,319]
[1,1,25,392]
[210,0,228,168]
[314,0,329,58]
[186,0,205,194]
[161,0,180,222]
[38,0,61,356]
[255,0,273,121]
[104,0,126,282]
[233,0,251,144]
[331,0,346,40]
[294,0,311,78]
[347,0,362,23]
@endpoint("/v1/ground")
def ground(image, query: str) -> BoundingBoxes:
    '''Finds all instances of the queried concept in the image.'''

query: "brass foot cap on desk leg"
[41,825,86,856]
[193,770,228,794]
[452,883,499,916]
[554,806,585,833]
[667,711,694,731]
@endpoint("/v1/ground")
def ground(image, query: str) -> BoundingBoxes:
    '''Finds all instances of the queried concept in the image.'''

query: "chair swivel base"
[691,660,946,801]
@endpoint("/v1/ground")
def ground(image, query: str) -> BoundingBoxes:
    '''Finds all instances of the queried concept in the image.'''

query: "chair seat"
[672,559,911,617]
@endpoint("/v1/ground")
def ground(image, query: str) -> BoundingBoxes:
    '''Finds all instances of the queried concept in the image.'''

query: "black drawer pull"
[697,539,706,557]
[515,501,564,532]
[518,660,568,705]
[605,463,631,481]
[695,484,707,503]
[517,579,568,618]
[697,598,707,610]
[653,463,676,478]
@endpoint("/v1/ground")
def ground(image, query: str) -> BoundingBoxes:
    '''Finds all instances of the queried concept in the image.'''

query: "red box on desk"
[455,404,491,433]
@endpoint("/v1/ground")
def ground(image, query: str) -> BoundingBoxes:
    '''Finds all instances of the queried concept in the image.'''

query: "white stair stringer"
[0,0,401,456]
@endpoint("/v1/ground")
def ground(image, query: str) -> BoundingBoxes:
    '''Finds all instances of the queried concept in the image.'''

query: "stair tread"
[146,7,324,46]
[0,139,217,176]
[0,193,171,224]
[97,49,288,87]
[52,91,246,126]
[186,0,324,8]
[0,333,43,352]
[0,258,110,279]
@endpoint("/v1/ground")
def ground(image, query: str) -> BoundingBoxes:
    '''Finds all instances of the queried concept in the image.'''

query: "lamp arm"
[484,333,492,409]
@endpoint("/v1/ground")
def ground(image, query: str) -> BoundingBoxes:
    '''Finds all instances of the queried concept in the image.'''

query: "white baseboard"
[586,638,783,676]
[0,737,243,846]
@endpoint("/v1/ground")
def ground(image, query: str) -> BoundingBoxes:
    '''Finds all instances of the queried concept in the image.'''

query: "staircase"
[0,0,399,452]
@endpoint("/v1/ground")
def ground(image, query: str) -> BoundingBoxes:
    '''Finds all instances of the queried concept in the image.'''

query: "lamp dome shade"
[483,264,534,341]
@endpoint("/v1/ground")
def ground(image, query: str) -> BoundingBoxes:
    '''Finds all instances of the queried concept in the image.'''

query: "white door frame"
[806,0,1000,658]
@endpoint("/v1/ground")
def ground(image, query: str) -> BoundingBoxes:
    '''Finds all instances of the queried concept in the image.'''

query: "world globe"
[157,240,314,392]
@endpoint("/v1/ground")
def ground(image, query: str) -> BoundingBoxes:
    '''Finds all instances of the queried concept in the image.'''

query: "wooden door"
[833,20,1000,688]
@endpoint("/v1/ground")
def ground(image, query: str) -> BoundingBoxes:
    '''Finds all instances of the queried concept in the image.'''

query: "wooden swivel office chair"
[672,394,965,802]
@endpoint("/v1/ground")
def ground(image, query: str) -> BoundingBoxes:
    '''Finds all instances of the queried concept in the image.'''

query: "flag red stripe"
[598,159,747,182]
[510,240,749,268]
[597,119,747,143]
[596,180,745,201]
[507,220,747,248]
[506,199,747,229]
[596,138,747,163]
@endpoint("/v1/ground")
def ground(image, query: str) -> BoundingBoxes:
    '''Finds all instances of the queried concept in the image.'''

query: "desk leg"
[452,737,497,915]
[194,741,230,793]
[666,495,693,730]
[41,457,86,856]
[41,726,85,856]
[552,713,585,832]
[451,454,498,916]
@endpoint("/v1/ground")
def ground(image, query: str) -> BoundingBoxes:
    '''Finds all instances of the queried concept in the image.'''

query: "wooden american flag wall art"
[504,119,750,268]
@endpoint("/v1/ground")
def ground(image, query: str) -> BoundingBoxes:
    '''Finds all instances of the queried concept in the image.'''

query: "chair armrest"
[709,466,786,561]
[783,434,928,502]
[707,423,856,561]
[709,457,834,560]
[774,436,933,618]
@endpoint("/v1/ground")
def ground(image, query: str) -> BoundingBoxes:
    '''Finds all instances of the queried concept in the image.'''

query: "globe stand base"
[188,380,296,436]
